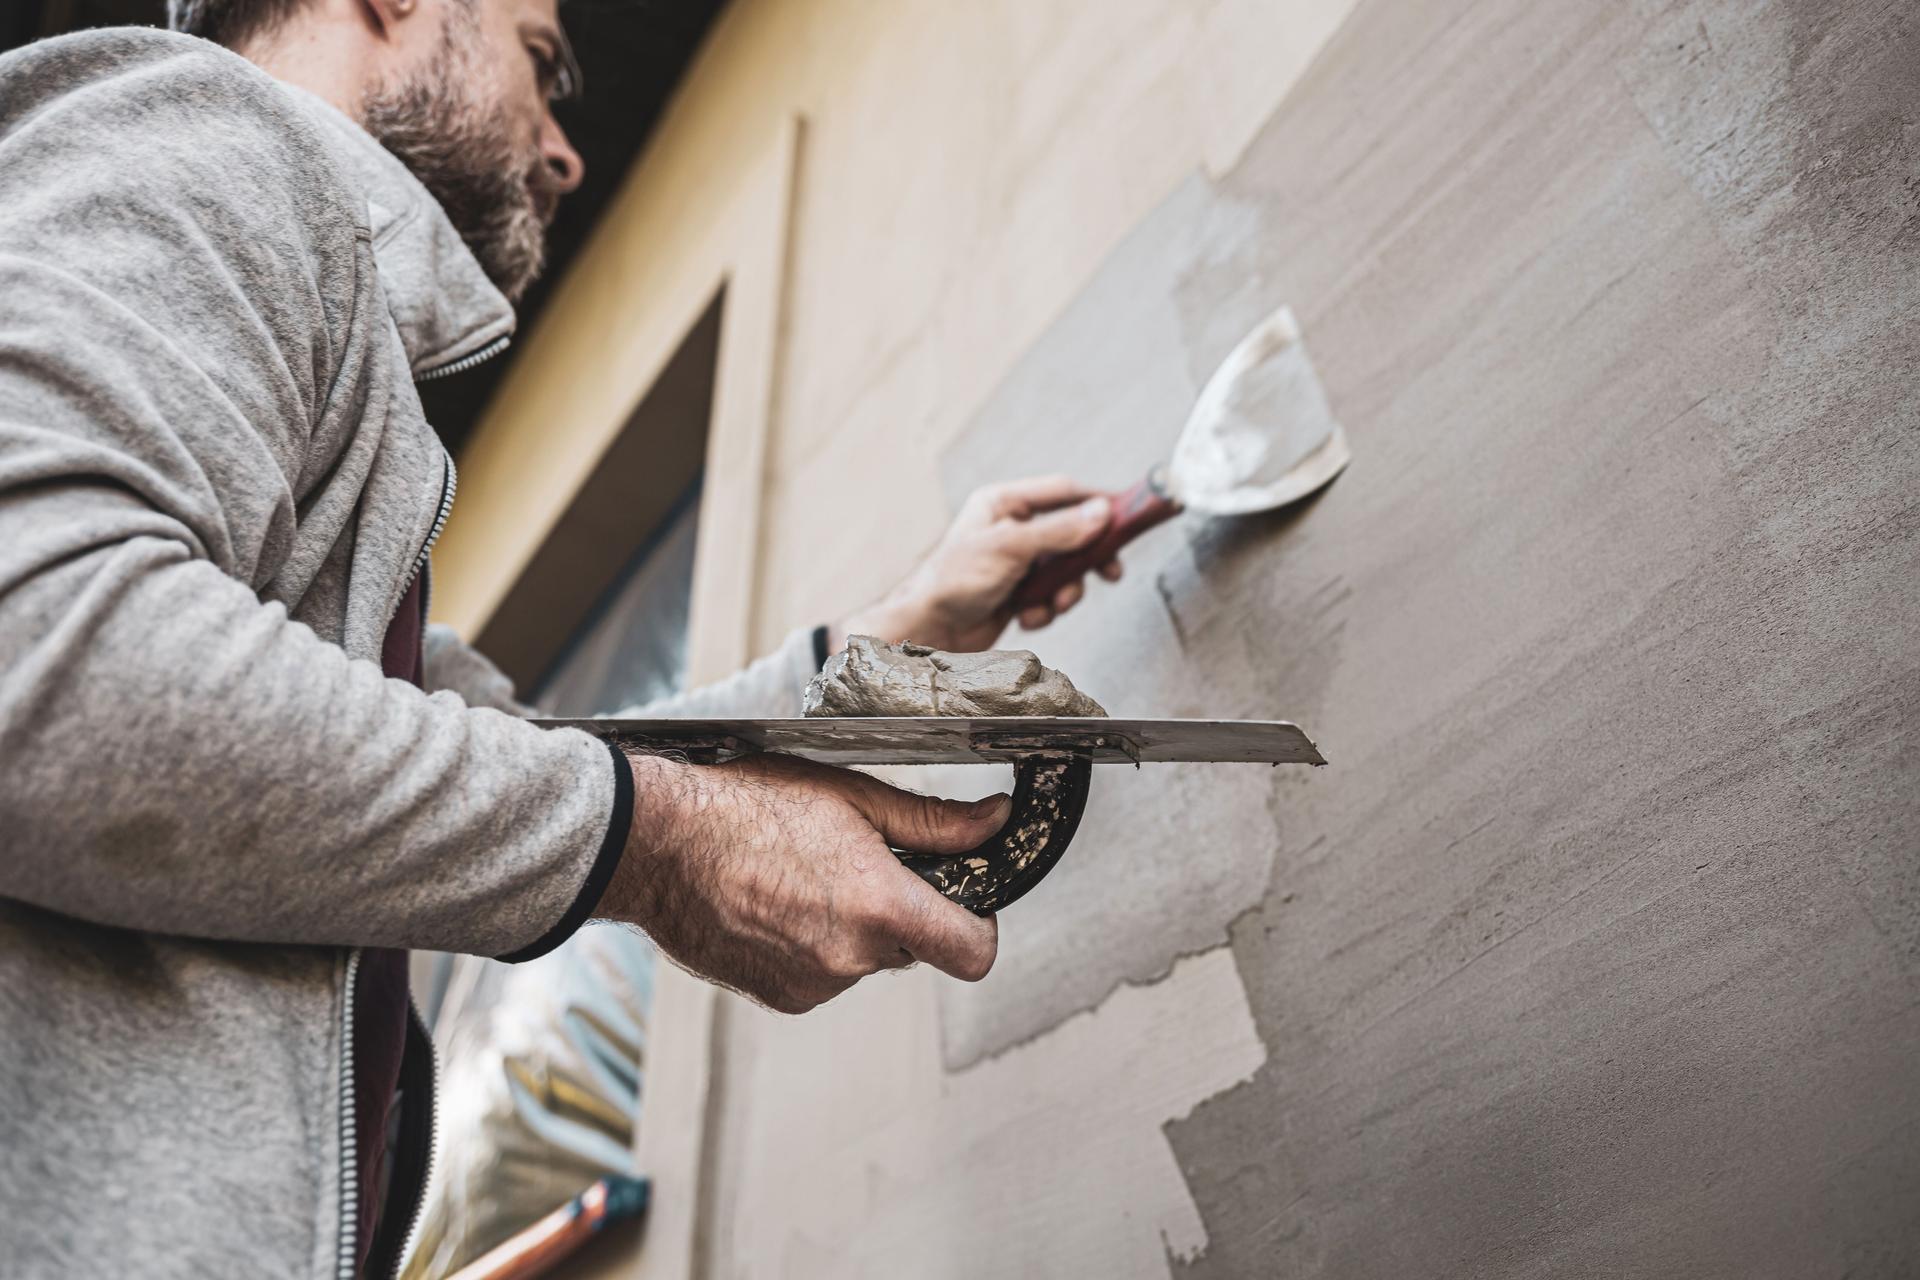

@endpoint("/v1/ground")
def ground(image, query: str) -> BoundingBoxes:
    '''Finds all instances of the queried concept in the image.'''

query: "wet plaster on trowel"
[804,635,1106,718]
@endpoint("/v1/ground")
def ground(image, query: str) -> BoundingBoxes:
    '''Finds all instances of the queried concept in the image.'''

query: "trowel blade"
[1166,305,1351,516]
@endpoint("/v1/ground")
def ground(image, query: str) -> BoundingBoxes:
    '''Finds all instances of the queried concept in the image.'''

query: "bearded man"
[0,2,1121,1274]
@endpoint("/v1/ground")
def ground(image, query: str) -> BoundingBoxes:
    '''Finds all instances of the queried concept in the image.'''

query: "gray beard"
[361,14,547,301]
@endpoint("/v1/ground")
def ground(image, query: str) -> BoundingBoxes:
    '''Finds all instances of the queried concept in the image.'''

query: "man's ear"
[359,0,420,39]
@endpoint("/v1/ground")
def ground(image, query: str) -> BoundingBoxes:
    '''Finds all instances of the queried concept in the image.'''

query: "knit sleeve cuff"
[495,737,633,963]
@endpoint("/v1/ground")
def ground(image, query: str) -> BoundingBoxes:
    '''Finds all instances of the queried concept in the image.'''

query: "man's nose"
[541,115,585,194]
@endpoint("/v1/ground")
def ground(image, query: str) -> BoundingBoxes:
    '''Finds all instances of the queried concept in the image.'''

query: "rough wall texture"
[939,0,1919,1274]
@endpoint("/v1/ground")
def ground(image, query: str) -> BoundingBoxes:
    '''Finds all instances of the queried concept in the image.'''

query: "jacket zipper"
[391,1000,441,1278]
[414,333,511,383]
[334,949,364,1280]
[398,449,459,609]
[337,458,449,1279]
[335,327,500,1277]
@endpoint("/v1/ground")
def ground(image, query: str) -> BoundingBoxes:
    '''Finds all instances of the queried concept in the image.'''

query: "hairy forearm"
[597,750,707,926]
[591,747,1003,1014]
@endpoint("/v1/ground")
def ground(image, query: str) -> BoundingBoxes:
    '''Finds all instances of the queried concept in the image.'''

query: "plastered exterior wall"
[437,0,1920,1276]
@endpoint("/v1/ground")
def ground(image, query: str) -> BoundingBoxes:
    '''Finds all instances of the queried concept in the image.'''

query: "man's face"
[362,0,585,301]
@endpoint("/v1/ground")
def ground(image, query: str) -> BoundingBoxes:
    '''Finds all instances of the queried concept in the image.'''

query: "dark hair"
[167,0,314,49]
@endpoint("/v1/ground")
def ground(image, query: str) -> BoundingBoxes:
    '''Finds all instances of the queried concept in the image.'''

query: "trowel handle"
[1008,470,1181,613]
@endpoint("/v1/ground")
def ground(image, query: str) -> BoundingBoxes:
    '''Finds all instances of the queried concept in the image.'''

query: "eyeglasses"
[531,26,584,104]
[549,29,583,104]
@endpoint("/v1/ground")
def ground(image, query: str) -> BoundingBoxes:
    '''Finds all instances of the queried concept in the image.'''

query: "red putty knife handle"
[1008,470,1182,613]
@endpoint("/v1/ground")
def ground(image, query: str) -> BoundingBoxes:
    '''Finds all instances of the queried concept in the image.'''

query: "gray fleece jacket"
[0,28,816,1279]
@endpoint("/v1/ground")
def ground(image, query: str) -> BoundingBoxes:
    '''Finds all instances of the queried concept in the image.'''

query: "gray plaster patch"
[938,0,1920,1269]
[1156,0,1920,1274]
[930,173,1348,1070]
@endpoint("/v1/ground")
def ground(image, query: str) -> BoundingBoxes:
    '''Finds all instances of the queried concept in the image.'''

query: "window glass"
[535,479,701,716]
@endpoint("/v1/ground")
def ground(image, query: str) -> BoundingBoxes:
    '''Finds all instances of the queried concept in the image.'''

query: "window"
[472,293,721,709]
[536,479,701,715]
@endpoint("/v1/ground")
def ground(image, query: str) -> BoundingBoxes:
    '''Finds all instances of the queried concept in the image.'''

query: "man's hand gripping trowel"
[1009,304,1351,613]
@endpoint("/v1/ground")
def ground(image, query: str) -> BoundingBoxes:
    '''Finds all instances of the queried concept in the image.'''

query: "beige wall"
[432,1,1355,1275]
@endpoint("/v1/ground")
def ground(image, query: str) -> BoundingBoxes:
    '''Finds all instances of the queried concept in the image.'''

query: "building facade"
[433,0,1920,1275]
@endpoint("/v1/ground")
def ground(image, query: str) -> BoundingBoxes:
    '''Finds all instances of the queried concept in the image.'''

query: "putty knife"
[1011,304,1350,612]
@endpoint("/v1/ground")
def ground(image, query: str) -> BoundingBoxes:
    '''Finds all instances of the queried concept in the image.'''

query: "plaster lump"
[804,636,1108,718]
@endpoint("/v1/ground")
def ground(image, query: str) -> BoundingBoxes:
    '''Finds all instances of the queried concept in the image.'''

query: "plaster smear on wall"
[711,947,1264,1279]
[931,174,1316,1069]
[1151,0,1920,1274]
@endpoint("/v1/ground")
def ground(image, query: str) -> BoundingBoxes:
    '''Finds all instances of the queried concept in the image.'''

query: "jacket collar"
[280,84,516,380]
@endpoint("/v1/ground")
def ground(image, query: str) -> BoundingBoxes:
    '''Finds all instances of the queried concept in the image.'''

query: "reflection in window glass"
[535,480,700,717]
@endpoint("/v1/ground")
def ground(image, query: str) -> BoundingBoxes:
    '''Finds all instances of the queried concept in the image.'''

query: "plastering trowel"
[1010,304,1350,613]
[545,712,1323,913]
